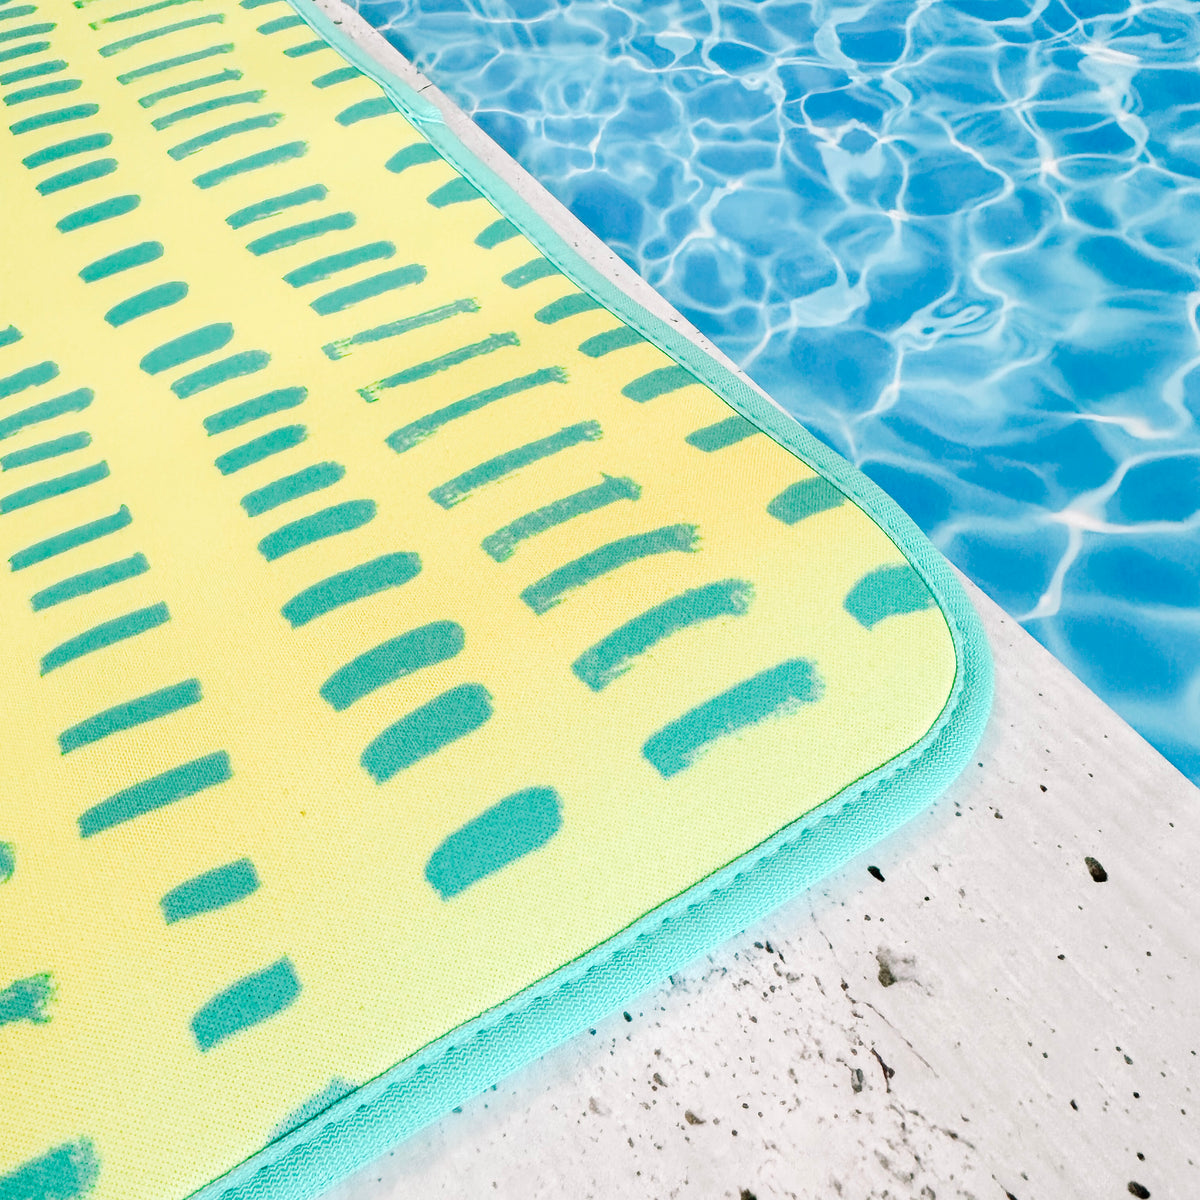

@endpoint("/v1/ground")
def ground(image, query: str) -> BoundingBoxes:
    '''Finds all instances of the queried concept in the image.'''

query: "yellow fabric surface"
[0,2,957,1196]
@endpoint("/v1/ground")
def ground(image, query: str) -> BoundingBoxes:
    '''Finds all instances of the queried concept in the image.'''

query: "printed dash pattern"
[0,2,957,1197]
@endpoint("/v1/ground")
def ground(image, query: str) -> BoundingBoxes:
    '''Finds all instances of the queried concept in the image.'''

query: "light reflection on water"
[355,0,1200,783]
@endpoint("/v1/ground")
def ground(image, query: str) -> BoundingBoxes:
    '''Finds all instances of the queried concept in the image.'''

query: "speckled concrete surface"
[313,5,1200,1197]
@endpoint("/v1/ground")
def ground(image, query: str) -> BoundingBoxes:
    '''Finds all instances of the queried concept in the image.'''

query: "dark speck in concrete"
[1085,856,1108,882]
[740,1191,758,1200]
[877,957,897,988]
[1128,1183,1150,1198]
[870,1046,895,1091]
[850,1066,864,1093]
[867,865,885,882]
[623,1012,633,1022]
[683,1109,705,1125]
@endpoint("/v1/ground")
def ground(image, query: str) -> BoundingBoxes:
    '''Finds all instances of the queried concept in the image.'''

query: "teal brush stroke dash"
[644,658,824,778]
[193,141,308,189]
[91,0,205,30]
[257,499,375,560]
[204,387,306,435]
[0,6,40,24]
[257,13,306,34]
[151,89,266,131]
[245,211,353,254]
[312,67,358,88]
[0,40,51,67]
[191,957,299,1050]
[138,68,243,109]
[0,1139,100,1200]
[281,37,324,54]
[0,461,110,515]
[79,241,163,282]
[361,684,492,784]
[57,195,140,233]
[59,678,201,753]
[573,579,753,691]
[425,786,562,899]
[0,60,68,85]
[426,176,480,207]
[323,297,478,361]
[8,102,99,137]
[320,621,464,711]
[335,96,393,125]
[214,424,306,474]
[0,359,58,401]
[475,218,518,248]
[10,505,131,571]
[534,293,602,324]
[521,523,699,615]
[0,22,56,44]
[283,241,394,289]
[78,751,232,838]
[481,474,640,563]
[31,554,148,611]
[0,973,53,1026]
[309,263,425,315]
[766,476,845,525]
[282,551,420,627]
[621,364,696,403]
[103,281,188,327]
[0,431,91,471]
[501,257,557,289]
[358,331,517,401]
[241,461,345,516]
[844,563,935,629]
[41,602,168,675]
[140,322,232,374]
[115,43,234,84]
[161,858,259,923]
[577,326,643,358]
[384,142,438,173]
[167,112,283,160]
[22,132,112,169]
[4,77,82,106]
[685,415,758,452]
[28,136,115,190]
[385,367,564,452]
[99,14,225,58]
[429,420,601,509]
[172,350,269,399]
[227,184,327,229]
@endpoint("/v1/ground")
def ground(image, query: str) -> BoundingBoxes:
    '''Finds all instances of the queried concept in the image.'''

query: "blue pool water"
[355,0,1200,784]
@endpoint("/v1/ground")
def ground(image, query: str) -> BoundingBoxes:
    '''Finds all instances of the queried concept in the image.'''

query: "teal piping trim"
[188,4,994,1199]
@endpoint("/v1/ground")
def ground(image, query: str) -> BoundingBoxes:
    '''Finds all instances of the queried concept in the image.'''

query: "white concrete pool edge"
[315,4,1200,1196]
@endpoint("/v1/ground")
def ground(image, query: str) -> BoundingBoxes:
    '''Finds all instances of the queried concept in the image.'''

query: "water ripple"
[355,0,1200,783]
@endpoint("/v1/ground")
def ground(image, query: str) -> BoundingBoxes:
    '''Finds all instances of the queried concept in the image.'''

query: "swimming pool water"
[354,0,1200,785]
